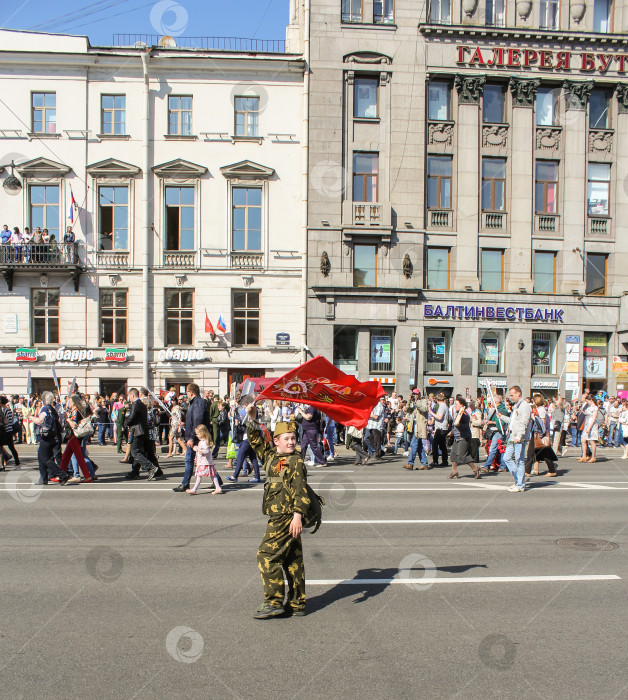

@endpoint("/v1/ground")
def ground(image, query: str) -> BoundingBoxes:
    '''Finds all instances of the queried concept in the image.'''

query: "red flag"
[256,355,386,429]
[205,312,215,340]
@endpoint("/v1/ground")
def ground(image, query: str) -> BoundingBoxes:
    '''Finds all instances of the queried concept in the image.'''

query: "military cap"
[274,421,297,437]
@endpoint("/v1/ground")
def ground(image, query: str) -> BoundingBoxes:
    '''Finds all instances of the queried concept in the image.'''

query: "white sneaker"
[507,484,525,492]
[561,448,567,457]
[403,451,409,457]
[305,460,315,467]
[326,456,334,462]
[621,454,628,460]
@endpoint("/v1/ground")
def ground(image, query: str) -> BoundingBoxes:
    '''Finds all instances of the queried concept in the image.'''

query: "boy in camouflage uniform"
[246,403,311,619]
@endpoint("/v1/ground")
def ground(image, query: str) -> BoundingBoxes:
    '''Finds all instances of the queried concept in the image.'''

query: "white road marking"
[564,482,617,490]
[323,519,509,524]
[308,574,621,585]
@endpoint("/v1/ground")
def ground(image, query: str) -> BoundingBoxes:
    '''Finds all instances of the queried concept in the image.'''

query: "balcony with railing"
[163,251,197,268]
[427,209,453,229]
[535,213,560,234]
[342,201,392,237]
[230,252,264,269]
[588,217,611,237]
[481,212,508,231]
[96,250,130,268]
[0,243,82,291]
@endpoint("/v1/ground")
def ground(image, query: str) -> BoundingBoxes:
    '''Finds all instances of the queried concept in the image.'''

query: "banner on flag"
[256,355,386,428]
[205,311,216,340]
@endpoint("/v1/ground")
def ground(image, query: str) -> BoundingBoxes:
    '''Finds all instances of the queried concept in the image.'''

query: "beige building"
[0,30,306,397]
[297,0,628,398]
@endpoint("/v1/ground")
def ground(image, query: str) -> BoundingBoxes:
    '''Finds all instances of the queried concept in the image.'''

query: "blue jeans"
[325,422,336,457]
[394,435,405,453]
[482,432,504,470]
[503,441,527,488]
[408,435,428,467]
[234,440,260,479]
[364,428,375,456]
[608,422,620,447]
[570,426,581,447]
[180,445,195,488]
[77,436,95,478]
[97,423,107,445]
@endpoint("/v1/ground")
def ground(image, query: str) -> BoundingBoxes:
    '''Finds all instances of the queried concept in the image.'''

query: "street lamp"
[1,160,23,196]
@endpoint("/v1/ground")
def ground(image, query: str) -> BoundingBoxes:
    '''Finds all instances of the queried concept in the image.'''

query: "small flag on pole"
[68,187,79,224]
[67,376,77,398]
[205,311,216,340]
[51,366,60,394]
[217,314,226,333]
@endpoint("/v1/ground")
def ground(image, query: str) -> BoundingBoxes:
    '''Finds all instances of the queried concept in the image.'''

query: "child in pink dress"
[187,425,222,494]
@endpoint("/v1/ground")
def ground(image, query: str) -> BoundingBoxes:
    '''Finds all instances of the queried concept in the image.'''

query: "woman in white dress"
[578,394,599,463]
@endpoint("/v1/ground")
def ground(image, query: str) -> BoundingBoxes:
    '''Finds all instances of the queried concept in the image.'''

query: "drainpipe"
[141,49,151,388]
[301,0,310,364]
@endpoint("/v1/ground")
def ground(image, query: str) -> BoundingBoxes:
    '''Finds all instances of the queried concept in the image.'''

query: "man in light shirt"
[502,385,532,493]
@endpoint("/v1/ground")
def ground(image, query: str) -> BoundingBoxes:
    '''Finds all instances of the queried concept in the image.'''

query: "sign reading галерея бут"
[423,305,565,321]
[456,46,628,73]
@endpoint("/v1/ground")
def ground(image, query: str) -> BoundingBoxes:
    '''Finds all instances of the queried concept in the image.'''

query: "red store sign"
[456,45,627,73]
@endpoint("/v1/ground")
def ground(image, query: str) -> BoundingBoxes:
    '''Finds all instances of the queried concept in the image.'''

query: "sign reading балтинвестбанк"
[423,305,564,322]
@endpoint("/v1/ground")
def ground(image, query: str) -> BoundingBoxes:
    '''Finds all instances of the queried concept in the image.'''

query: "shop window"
[479,330,506,374]
[425,328,452,373]
[353,152,378,202]
[165,186,194,251]
[485,0,505,27]
[374,0,394,23]
[429,0,451,23]
[535,161,558,213]
[533,251,556,293]
[232,187,262,251]
[168,96,192,135]
[585,253,607,295]
[32,92,56,133]
[333,326,358,372]
[370,328,394,373]
[425,246,449,290]
[428,81,451,121]
[30,185,60,241]
[593,0,612,32]
[354,77,378,119]
[99,186,128,250]
[589,89,611,129]
[166,289,193,346]
[587,163,610,217]
[233,289,260,345]
[100,289,127,345]
[539,0,560,28]
[32,288,59,345]
[342,0,362,22]
[536,87,559,126]
[480,249,503,292]
[427,156,452,209]
[353,244,377,287]
[481,158,505,211]
[532,331,558,375]
[483,84,506,123]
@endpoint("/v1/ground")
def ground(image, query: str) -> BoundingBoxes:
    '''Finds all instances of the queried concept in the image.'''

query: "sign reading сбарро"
[456,46,628,73]
[423,305,564,322]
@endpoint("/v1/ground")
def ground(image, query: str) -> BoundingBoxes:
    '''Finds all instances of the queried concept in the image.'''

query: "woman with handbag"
[447,396,480,479]
[525,395,558,477]
[59,395,96,483]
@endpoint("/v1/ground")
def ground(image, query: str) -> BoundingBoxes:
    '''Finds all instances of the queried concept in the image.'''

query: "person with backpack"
[31,391,67,485]
[245,405,313,619]
[428,393,450,467]
[211,401,230,459]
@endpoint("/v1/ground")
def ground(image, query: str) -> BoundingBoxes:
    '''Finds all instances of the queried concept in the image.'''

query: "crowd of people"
[0,224,76,263]
[1,381,624,493]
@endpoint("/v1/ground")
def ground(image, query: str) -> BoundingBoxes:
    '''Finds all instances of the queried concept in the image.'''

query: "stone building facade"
[300,0,628,398]
[0,29,306,397]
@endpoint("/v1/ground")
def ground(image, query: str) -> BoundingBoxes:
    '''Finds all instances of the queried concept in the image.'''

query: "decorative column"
[454,74,484,290]
[508,77,538,291]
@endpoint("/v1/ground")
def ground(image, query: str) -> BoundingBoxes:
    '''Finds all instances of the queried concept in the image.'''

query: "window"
[99,186,128,250]
[233,290,260,345]
[536,87,559,126]
[589,88,611,129]
[428,81,451,121]
[100,289,127,344]
[586,253,607,295]
[370,328,394,373]
[32,93,56,133]
[425,328,452,373]
[480,249,503,291]
[168,96,192,135]
[481,158,506,211]
[232,187,262,251]
[354,77,378,119]
[539,0,560,28]
[532,331,558,375]
[485,0,505,26]
[32,289,59,344]
[588,164,610,216]
[342,0,362,22]
[593,0,612,32]
[533,251,556,293]
[353,153,378,202]
[429,0,451,23]
[374,0,394,23]
[30,185,59,241]
[483,84,506,123]
[234,97,259,137]
[535,161,558,213]
[333,326,358,371]
[426,247,449,290]
[165,186,194,251]
[427,156,452,209]
[479,330,506,374]
[353,244,377,287]
[101,95,126,135]
[166,289,193,345]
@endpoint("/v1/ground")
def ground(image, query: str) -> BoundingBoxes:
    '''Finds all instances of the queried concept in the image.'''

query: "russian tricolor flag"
[217,314,226,333]
[69,187,79,223]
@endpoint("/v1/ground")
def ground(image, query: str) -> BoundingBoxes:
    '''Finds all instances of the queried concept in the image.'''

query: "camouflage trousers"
[257,515,305,610]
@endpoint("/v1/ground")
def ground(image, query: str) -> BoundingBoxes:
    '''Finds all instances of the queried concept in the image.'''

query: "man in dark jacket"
[173,383,211,492]
[125,388,157,480]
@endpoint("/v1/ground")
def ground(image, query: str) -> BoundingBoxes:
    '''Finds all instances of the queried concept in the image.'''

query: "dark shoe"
[91,463,99,472]
[285,606,306,617]
[172,485,187,492]
[119,459,130,464]
[147,467,157,481]
[154,468,165,479]
[35,479,48,485]
[125,472,140,480]
[253,602,285,619]
[429,462,438,468]
[226,476,237,482]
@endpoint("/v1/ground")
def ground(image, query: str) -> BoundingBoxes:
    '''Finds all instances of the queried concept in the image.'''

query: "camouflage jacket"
[247,421,310,519]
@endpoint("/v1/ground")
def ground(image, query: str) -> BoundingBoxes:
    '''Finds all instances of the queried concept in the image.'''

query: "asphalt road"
[1,444,627,700]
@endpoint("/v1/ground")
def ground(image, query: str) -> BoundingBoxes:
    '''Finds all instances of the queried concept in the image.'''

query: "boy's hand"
[247,403,257,420]
[289,513,303,538]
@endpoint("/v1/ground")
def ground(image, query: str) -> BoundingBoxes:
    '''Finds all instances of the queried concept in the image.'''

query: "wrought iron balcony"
[0,243,82,291]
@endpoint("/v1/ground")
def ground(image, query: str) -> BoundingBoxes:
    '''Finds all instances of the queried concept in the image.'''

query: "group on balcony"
[0,224,77,265]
